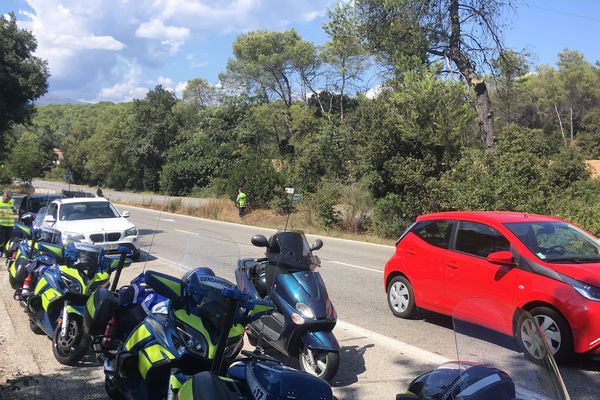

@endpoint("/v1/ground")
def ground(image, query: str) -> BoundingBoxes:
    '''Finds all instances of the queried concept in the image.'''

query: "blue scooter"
[235,230,339,382]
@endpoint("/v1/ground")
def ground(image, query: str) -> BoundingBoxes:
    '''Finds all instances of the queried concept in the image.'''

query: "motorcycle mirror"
[311,239,323,251]
[251,234,269,248]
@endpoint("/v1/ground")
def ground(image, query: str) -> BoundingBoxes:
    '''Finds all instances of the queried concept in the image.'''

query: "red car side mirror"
[487,251,515,266]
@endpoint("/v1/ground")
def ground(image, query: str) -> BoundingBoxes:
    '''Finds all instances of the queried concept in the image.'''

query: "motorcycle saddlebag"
[85,287,119,335]
[177,372,243,400]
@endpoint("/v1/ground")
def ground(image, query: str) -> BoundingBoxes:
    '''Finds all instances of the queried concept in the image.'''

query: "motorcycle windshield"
[176,228,242,338]
[448,299,570,400]
[270,230,313,271]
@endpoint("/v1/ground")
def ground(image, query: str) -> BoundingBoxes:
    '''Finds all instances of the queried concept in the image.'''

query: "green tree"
[222,30,320,155]
[0,14,49,143]
[322,2,371,120]
[182,78,223,108]
[8,131,46,184]
[355,0,513,149]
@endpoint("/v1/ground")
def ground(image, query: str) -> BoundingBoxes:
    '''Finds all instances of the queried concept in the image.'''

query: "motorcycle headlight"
[177,325,208,357]
[62,232,85,245]
[296,301,315,319]
[560,273,600,301]
[61,274,82,293]
[125,227,138,237]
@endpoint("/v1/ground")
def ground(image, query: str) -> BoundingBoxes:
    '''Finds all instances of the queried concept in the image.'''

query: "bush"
[226,157,284,209]
[373,192,422,238]
[304,180,341,229]
[339,183,373,233]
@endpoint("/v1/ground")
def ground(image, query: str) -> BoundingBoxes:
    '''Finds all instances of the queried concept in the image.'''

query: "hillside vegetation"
[3,2,600,237]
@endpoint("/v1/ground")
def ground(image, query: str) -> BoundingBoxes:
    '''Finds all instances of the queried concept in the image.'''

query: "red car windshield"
[504,221,600,263]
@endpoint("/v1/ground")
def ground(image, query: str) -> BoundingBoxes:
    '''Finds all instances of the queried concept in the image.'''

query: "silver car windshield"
[59,202,120,221]
[504,221,600,262]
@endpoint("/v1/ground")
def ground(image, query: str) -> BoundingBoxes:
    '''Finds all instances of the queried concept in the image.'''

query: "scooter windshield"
[269,230,313,271]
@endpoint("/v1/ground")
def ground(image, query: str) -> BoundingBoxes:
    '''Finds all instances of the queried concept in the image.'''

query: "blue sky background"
[1,0,599,103]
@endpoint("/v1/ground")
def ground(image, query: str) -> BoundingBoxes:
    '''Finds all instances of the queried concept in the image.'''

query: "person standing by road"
[236,188,247,218]
[0,191,16,257]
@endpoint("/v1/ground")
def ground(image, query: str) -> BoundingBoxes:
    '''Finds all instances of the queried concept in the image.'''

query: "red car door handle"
[406,249,416,256]
[447,262,458,269]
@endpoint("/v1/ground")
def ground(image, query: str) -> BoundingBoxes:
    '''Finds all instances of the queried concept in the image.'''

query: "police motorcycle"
[174,273,334,400]
[7,219,63,292]
[235,230,340,381]
[85,271,169,359]
[4,211,36,267]
[396,299,570,400]
[26,241,133,365]
[102,268,253,400]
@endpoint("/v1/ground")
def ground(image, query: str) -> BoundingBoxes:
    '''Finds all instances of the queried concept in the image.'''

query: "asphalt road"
[2,180,597,399]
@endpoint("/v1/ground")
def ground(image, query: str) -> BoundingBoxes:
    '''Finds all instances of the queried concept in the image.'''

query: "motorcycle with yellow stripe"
[5,212,36,267]
[175,276,334,400]
[7,222,63,291]
[103,268,251,400]
[26,241,133,365]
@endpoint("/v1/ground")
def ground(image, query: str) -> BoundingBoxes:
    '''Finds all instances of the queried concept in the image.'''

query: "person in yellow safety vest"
[236,188,247,218]
[0,191,16,257]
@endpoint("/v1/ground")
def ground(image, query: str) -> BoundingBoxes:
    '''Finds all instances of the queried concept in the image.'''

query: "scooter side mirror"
[251,234,269,248]
[311,239,323,251]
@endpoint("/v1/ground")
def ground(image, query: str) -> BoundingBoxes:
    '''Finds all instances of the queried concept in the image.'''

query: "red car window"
[455,221,510,257]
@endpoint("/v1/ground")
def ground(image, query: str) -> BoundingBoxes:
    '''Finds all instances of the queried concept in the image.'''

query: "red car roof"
[416,211,565,224]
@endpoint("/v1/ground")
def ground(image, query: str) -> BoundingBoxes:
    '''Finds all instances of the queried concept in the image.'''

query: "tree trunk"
[554,103,567,146]
[473,80,495,149]
[448,0,495,150]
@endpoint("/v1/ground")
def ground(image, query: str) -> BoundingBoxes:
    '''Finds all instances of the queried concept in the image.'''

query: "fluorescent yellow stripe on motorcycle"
[169,374,184,390]
[229,323,244,339]
[155,275,182,297]
[42,288,61,311]
[34,277,48,295]
[175,309,217,359]
[137,344,175,378]
[85,272,110,295]
[248,304,274,316]
[177,380,194,400]
[125,324,152,351]
[39,243,63,257]
[60,266,86,289]
[86,295,96,319]
[138,352,153,379]
[67,305,82,316]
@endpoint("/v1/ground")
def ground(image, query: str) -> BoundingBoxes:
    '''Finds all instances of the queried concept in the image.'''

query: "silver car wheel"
[389,281,409,312]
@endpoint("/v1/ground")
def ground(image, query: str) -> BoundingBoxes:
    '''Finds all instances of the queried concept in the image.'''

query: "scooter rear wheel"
[299,348,339,382]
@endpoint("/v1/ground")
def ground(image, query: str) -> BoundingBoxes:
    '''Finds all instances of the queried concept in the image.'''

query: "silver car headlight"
[125,227,138,237]
[62,232,85,245]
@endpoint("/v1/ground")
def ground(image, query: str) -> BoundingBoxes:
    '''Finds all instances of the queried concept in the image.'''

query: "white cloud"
[17,0,332,102]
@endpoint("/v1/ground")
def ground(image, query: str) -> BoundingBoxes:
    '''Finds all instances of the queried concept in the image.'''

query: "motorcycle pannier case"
[85,287,119,335]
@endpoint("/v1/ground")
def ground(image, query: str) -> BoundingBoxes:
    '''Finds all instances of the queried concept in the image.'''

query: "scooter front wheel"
[52,315,90,365]
[298,348,339,382]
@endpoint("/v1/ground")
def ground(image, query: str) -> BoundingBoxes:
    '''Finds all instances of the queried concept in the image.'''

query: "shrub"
[304,180,342,229]
[226,157,285,209]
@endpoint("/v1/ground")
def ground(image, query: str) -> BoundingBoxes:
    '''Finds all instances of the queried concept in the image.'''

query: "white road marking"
[326,260,383,274]
[154,217,175,222]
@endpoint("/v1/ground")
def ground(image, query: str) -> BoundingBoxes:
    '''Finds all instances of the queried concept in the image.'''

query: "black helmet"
[20,212,36,227]
[406,362,515,400]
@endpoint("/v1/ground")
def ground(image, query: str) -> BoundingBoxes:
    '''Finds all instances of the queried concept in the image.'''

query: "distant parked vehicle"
[40,197,140,260]
[17,193,65,219]
[384,211,600,362]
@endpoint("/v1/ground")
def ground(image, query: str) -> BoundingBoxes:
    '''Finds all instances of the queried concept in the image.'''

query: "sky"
[1,0,599,104]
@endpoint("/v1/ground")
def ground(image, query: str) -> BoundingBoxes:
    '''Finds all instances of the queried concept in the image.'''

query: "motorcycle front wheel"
[298,347,339,382]
[52,315,90,365]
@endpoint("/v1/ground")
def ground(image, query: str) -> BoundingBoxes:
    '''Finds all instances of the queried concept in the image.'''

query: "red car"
[384,211,600,361]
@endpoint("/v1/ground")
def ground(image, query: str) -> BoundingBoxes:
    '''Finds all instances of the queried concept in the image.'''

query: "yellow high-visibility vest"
[0,198,15,227]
